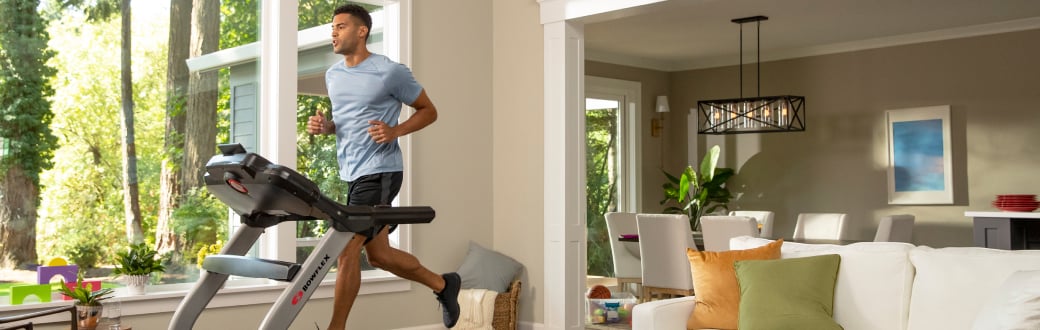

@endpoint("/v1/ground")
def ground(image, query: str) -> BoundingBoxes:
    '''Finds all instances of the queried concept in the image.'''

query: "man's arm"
[368,89,438,143]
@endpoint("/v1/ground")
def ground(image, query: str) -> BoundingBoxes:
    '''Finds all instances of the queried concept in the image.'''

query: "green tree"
[0,0,60,268]
[585,108,617,277]
[37,11,168,267]
[158,0,222,266]
[53,0,146,244]
[155,0,192,256]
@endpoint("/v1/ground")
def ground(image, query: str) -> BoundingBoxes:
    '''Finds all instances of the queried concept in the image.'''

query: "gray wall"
[669,28,1040,247]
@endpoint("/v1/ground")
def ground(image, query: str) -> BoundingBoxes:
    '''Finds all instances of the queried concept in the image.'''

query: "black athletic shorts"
[347,171,403,239]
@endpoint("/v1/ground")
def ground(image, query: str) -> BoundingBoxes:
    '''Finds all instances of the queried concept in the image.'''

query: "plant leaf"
[700,145,720,183]
[678,168,691,203]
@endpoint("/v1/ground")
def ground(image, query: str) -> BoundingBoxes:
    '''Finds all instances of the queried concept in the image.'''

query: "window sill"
[0,270,407,325]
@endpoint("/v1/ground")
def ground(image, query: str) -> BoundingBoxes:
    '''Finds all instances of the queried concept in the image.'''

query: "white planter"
[124,274,149,295]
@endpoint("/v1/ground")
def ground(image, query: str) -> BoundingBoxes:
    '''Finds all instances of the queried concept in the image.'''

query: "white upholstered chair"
[793,213,849,240]
[728,210,775,238]
[873,214,915,243]
[700,215,759,251]
[636,213,697,302]
[604,212,642,294]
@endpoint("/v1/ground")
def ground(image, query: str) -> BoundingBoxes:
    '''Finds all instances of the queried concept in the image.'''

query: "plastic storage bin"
[586,292,638,324]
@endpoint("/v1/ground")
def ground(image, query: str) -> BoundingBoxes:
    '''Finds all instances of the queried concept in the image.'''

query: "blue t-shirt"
[325,54,423,181]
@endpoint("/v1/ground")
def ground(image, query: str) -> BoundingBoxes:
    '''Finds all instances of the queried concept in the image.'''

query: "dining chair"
[604,212,642,294]
[793,213,849,240]
[700,215,759,251]
[874,214,915,243]
[728,210,775,238]
[636,213,697,302]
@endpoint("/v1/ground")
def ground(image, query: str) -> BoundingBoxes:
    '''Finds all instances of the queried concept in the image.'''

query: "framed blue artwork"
[886,105,953,204]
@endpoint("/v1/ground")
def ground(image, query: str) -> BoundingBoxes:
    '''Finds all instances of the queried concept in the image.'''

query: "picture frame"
[886,105,953,204]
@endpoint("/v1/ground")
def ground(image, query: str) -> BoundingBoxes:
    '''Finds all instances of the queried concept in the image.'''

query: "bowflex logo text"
[292,254,332,305]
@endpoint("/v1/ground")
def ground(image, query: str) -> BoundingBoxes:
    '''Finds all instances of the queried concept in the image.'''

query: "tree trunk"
[0,166,39,269]
[120,0,144,244]
[156,0,192,255]
[183,0,219,191]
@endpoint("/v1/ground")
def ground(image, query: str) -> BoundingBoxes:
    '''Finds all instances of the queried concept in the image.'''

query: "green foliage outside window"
[5,0,383,282]
[37,11,166,271]
[585,108,619,277]
[0,0,59,185]
[172,187,228,266]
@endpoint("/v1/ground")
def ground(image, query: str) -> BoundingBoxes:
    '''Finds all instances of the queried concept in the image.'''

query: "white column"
[688,107,699,167]
[259,0,298,261]
[543,20,586,330]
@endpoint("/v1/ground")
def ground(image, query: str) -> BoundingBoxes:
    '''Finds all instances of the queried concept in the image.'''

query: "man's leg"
[365,226,460,327]
[327,234,368,330]
[364,226,443,289]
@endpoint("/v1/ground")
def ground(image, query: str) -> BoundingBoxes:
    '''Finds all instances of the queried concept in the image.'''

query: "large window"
[1,0,411,315]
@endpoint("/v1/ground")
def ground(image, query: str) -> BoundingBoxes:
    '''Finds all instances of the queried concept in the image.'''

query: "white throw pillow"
[971,270,1040,330]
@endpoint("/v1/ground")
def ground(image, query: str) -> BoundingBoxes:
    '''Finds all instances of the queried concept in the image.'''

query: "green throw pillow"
[734,254,843,330]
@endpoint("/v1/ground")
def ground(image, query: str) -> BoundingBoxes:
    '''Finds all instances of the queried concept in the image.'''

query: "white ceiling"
[581,0,1040,72]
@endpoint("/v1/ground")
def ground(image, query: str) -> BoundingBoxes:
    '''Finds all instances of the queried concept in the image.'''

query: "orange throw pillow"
[686,239,782,330]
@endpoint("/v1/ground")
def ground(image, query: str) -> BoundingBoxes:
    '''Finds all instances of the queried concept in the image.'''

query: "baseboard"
[394,321,544,330]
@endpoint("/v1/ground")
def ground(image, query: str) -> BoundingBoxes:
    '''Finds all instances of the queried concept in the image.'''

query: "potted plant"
[59,274,115,330]
[112,242,166,295]
[660,145,735,232]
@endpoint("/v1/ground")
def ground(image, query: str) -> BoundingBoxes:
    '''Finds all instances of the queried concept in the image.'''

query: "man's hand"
[307,109,334,135]
[367,120,398,144]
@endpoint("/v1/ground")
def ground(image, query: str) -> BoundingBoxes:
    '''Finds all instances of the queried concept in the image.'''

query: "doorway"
[585,76,640,278]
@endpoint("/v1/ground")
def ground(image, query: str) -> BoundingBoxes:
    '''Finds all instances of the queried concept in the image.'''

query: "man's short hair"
[334,4,372,40]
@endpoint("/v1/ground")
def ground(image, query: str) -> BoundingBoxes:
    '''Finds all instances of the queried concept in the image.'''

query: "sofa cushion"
[730,236,915,330]
[734,254,843,330]
[685,239,782,329]
[457,241,523,292]
[971,270,1040,330]
[908,246,1040,330]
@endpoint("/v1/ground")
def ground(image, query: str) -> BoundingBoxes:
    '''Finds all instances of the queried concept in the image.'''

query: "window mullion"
[258,0,299,262]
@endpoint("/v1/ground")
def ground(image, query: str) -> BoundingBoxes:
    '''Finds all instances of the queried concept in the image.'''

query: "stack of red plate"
[992,194,1039,212]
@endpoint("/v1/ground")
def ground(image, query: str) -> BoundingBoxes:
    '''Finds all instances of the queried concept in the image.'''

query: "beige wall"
[492,0,546,325]
[672,29,1040,247]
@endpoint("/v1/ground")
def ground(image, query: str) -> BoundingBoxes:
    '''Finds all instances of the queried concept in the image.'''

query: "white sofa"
[632,236,1040,330]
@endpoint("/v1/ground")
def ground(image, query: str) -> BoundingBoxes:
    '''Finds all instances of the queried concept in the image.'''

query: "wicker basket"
[492,280,521,330]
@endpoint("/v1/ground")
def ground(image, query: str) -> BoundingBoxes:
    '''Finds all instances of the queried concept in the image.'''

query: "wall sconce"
[651,95,669,137]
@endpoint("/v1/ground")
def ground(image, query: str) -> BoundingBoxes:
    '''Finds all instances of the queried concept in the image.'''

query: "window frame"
[585,76,642,212]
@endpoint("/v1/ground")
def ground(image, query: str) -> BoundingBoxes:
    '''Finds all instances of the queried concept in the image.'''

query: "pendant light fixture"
[697,15,805,134]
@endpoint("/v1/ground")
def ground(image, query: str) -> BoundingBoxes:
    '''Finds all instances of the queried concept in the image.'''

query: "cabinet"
[966,211,1040,250]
